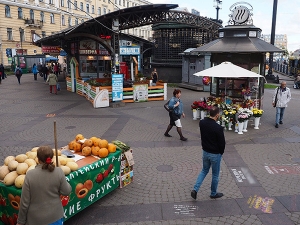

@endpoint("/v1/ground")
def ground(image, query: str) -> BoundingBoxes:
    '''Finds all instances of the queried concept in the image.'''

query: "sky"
[149,0,300,52]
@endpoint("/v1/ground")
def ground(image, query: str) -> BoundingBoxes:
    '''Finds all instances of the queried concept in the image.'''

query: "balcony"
[24,19,43,28]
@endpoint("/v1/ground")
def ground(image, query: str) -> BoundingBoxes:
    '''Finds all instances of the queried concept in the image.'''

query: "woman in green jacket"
[46,70,58,94]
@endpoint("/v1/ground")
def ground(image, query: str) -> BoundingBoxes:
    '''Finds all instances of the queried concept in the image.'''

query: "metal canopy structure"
[34,4,222,48]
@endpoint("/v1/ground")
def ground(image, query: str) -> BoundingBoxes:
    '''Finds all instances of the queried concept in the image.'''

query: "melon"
[15,154,28,163]
[16,163,29,175]
[31,147,39,152]
[60,166,71,175]
[0,165,10,180]
[66,162,78,171]
[4,171,18,186]
[99,148,109,158]
[15,175,26,188]
[8,160,19,171]
[26,165,36,173]
[24,159,36,167]
[4,156,15,166]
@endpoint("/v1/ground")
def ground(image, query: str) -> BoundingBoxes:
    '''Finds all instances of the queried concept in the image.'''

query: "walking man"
[191,106,225,200]
[272,81,291,128]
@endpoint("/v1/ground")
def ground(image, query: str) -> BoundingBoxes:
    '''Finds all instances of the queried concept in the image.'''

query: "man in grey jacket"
[272,81,291,128]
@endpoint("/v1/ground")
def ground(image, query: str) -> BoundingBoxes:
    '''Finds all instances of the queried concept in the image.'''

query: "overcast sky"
[149,0,300,52]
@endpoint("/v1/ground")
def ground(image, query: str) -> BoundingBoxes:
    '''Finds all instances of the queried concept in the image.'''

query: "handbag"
[56,83,61,91]
[273,87,279,107]
[164,100,172,112]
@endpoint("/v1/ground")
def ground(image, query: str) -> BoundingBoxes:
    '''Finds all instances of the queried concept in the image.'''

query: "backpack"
[164,100,172,112]
[16,69,21,76]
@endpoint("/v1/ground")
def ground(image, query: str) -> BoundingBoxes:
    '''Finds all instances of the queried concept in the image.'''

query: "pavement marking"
[173,204,197,217]
[46,114,56,117]
[247,195,275,213]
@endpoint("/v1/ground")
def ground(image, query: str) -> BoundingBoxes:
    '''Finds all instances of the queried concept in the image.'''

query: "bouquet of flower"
[252,108,264,117]
[191,101,199,110]
[242,87,252,96]
[237,113,248,122]
[198,101,208,111]
[202,76,211,85]
[243,99,255,108]
[223,109,236,121]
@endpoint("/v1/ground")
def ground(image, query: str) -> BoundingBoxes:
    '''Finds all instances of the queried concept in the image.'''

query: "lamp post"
[267,0,278,80]
[213,0,222,21]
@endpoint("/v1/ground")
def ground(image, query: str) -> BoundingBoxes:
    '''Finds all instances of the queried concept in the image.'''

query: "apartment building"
[0,0,153,66]
[261,34,288,50]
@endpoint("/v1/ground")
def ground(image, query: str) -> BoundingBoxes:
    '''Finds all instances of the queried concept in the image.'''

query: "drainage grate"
[156,165,173,172]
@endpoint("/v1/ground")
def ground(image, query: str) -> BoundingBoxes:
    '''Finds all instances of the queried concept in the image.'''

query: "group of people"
[163,80,292,201]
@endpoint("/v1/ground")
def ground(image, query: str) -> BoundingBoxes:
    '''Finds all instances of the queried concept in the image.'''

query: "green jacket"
[46,73,58,85]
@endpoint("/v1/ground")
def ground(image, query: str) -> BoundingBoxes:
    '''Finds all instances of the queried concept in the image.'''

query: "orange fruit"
[107,143,116,153]
[99,139,108,148]
[98,148,109,158]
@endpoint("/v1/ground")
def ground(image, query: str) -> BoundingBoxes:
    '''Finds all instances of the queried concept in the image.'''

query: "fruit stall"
[0,135,133,224]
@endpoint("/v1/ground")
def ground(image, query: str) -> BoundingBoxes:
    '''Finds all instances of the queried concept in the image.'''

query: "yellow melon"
[98,148,109,158]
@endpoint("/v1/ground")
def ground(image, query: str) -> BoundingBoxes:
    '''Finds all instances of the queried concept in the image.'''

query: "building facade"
[261,34,287,50]
[0,0,153,66]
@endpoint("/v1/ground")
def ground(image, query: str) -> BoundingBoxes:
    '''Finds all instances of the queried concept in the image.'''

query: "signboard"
[112,74,123,101]
[133,84,148,102]
[120,46,140,55]
[42,46,60,54]
[93,89,109,108]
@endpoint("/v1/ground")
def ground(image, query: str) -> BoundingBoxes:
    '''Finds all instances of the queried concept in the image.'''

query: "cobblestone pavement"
[0,72,300,225]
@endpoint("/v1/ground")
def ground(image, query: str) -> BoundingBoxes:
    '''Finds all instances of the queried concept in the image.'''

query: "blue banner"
[112,74,123,101]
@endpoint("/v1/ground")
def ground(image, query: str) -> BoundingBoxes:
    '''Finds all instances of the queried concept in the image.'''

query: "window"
[115,0,117,4]
[68,17,71,27]
[42,31,46,38]
[80,2,83,10]
[92,5,94,14]
[40,12,44,22]
[49,0,53,4]
[108,9,110,13]
[81,19,84,23]
[86,4,89,13]
[103,8,106,14]
[123,0,125,6]
[5,5,10,17]
[119,0,121,5]
[98,7,101,15]
[7,28,12,40]
[68,0,71,9]
[127,2,129,7]
[75,18,78,25]
[61,0,64,7]
[18,8,23,19]
[62,15,65,25]
[30,9,34,20]
[50,13,54,23]
[74,1,77,9]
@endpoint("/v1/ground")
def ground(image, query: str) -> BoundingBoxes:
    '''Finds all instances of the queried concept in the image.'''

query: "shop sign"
[79,49,110,55]
[120,46,140,55]
[112,74,123,101]
[42,46,60,54]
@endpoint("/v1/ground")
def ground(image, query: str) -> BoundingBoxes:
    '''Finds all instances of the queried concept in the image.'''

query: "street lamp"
[213,0,222,21]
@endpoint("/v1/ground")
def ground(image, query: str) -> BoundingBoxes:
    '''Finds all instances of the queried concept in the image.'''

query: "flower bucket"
[238,122,244,134]
[242,120,248,132]
[200,110,206,120]
[196,109,200,119]
[228,121,233,130]
[254,117,260,129]
[193,109,197,120]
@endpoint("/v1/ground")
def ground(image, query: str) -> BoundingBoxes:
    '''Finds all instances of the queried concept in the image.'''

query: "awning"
[193,61,263,78]
[45,56,58,62]
[191,37,284,53]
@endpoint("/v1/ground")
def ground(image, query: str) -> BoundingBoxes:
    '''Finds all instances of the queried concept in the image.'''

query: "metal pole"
[216,7,219,20]
[267,0,278,77]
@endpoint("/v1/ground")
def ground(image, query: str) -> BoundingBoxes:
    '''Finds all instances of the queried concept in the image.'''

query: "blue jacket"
[32,65,38,74]
[168,96,184,116]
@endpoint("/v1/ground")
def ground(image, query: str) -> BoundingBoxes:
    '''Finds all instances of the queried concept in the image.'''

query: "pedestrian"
[42,64,48,82]
[164,88,187,141]
[16,146,72,225]
[150,68,158,86]
[0,63,5,80]
[32,63,38,80]
[272,81,291,128]
[46,69,58,94]
[37,62,42,77]
[191,106,225,200]
[294,74,300,89]
[15,65,22,84]
[53,62,59,77]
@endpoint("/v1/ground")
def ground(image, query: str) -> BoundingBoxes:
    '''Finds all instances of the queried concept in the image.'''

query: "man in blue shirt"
[191,106,225,199]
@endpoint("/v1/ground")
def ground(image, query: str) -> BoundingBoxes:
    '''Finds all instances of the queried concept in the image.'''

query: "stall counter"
[0,150,121,225]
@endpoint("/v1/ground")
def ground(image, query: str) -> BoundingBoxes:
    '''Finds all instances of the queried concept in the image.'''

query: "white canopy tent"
[193,62,264,106]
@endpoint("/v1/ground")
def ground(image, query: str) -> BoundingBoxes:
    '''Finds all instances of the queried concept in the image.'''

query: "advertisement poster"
[112,74,123,101]
[133,84,148,102]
